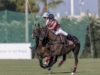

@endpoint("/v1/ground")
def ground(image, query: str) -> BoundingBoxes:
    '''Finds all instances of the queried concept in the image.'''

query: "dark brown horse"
[32,24,80,74]
[32,24,67,69]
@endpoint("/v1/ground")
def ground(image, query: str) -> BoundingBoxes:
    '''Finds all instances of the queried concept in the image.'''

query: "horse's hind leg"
[58,54,66,67]
[72,45,80,73]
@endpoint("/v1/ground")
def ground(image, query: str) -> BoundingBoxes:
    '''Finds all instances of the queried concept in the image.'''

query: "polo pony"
[32,24,80,74]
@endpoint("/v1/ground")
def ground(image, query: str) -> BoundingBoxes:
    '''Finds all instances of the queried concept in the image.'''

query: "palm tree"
[37,0,64,14]
[40,0,48,12]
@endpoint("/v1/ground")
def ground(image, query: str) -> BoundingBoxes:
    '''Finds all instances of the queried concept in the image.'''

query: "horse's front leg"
[58,54,66,67]
[48,56,58,72]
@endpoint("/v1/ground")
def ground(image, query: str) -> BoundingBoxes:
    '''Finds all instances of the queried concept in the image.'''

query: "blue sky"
[39,0,98,16]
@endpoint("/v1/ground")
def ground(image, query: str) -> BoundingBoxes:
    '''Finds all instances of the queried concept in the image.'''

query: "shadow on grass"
[45,71,80,74]
[45,71,71,74]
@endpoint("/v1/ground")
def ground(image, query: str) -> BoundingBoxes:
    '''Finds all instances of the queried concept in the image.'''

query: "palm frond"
[48,0,64,8]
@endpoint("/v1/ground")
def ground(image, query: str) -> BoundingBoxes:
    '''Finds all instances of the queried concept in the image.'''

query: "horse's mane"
[45,28,58,41]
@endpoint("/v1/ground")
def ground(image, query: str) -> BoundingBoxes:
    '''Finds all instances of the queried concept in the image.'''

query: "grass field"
[0,59,100,75]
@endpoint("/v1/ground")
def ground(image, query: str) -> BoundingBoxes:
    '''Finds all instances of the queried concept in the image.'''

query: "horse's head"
[35,26,49,57]
[32,24,41,39]
[32,24,53,68]
[32,24,48,41]
[32,24,49,55]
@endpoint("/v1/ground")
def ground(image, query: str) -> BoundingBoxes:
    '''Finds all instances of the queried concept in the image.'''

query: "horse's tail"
[72,35,80,56]
[72,35,80,48]
[73,36,80,44]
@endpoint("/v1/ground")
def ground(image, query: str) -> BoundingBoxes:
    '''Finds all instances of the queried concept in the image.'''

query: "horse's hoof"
[48,67,51,71]
[48,69,53,74]
[71,72,75,75]
[50,71,53,74]
[71,66,77,73]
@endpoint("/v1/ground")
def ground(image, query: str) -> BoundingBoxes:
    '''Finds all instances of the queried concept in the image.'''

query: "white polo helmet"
[42,12,49,18]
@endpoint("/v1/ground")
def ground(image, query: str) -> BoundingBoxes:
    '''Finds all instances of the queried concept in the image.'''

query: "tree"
[0,0,16,10]
[0,0,39,13]
[10,0,39,13]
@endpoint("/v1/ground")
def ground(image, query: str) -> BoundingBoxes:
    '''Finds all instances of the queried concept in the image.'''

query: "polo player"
[42,13,69,43]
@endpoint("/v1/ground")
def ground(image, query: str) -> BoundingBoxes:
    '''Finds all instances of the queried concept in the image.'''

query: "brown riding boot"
[59,35,65,44]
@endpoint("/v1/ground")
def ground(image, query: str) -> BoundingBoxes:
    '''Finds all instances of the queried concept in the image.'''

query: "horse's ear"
[38,23,40,27]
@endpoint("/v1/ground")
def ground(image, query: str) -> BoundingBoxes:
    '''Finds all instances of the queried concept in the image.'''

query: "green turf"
[0,59,100,75]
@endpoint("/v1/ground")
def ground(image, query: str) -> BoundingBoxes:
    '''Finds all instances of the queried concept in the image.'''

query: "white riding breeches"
[55,28,68,36]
